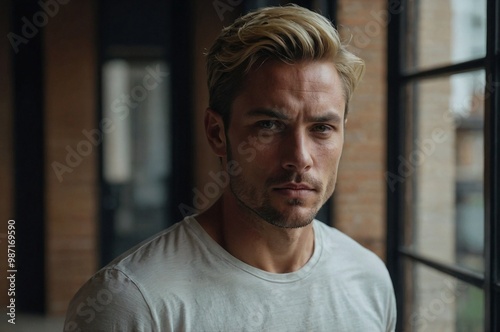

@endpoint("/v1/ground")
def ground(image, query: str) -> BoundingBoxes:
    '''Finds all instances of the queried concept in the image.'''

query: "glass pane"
[102,60,171,259]
[405,0,486,70]
[400,70,485,272]
[403,260,484,332]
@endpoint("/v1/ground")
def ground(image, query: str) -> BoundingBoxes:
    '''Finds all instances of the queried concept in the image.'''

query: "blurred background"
[0,0,498,331]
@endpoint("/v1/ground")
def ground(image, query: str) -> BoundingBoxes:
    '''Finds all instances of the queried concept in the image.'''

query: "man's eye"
[312,124,333,133]
[257,120,281,130]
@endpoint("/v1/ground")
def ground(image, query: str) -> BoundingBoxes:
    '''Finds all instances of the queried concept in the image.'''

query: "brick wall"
[0,0,98,317]
[44,0,98,314]
[335,0,389,259]
[193,0,243,208]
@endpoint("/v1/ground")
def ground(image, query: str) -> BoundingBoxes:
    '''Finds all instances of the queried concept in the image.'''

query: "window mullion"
[399,248,484,288]
[401,58,486,82]
[484,0,500,330]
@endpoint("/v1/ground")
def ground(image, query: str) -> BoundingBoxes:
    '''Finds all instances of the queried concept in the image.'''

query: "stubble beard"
[226,141,329,229]
[229,177,318,229]
[225,132,335,229]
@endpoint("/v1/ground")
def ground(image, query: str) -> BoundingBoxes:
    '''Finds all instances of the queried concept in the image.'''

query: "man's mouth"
[274,183,314,190]
[272,183,316,197]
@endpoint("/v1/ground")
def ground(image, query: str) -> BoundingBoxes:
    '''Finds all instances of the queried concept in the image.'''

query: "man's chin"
[261,205,317,229]
[265,216,314,229]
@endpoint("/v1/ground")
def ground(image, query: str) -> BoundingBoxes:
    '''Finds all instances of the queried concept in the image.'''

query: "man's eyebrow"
[245,108,343,123]
[245,108,290,120]
[306,112,343,123]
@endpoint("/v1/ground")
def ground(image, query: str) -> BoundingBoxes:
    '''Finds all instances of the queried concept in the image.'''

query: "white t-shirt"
[64,216,396,331]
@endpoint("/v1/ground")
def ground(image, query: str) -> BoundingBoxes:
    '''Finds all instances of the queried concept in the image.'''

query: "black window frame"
[386,0,500,331]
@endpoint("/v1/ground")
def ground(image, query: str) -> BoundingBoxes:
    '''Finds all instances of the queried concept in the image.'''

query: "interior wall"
[44,0,98,314]
[335,0,388,259]
[192,0,243,212]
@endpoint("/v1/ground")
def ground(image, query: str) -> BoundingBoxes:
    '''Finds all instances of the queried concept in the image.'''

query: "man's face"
[223,60,346,228]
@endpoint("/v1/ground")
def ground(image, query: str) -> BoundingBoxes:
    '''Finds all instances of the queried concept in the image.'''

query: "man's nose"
[280,130,313,174]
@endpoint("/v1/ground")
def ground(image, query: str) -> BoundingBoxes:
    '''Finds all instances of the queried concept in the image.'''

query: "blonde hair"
[206,5,364,123]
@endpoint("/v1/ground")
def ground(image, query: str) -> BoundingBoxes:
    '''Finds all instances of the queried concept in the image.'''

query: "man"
[65,5,396,331]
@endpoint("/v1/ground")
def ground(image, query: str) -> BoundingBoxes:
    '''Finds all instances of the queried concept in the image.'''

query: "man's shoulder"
[314,220,389,277]
[314,219,370,252]
[111,217,196,269]
[97,217,200,280]
[64,217,201,331]
[314,220,396,332]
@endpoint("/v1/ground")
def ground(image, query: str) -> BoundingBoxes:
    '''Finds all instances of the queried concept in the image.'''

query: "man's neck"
[197,195,315,274]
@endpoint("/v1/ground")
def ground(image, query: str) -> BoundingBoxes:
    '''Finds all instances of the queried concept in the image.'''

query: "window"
[102,59,172,261]
[386,0,500,331]
[98,0,194,265]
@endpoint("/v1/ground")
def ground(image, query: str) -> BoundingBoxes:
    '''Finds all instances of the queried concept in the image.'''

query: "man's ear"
[205,108,227,157]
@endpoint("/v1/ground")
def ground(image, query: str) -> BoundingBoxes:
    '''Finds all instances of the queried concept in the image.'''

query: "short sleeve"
[63,268,156,332]
[386,285,397,332]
